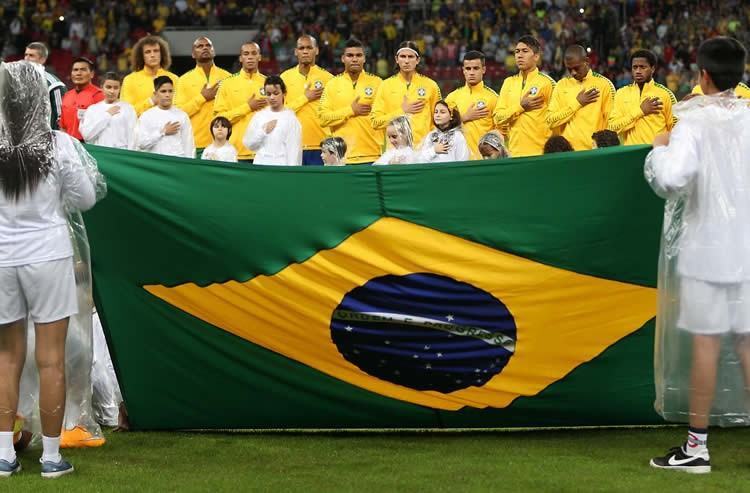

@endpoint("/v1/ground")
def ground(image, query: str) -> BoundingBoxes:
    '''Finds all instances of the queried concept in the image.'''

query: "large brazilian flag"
[84,145,664,430]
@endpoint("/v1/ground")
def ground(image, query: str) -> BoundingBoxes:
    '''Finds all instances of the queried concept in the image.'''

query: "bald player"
[175,36,231,150]
[281,35,333,165]
[546,45,614,150]
[213,42,268,163]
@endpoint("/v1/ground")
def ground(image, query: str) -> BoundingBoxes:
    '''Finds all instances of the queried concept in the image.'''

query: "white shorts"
[0,257,78,324]
[677,277,750,335]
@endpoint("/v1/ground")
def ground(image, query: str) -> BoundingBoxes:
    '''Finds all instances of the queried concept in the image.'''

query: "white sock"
[41,435,62,463]
[0,431,15,463]
[684,428,708,456]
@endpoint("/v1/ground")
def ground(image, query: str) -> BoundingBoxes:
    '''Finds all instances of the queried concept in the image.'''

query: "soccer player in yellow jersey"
[121,35,178,116]
[493,35,556,157]
[318,38,383,164]
[691,81,750,98]
[547,45,615,151]
[213,42,268,163]
[175,37,231,151]
[281,35,333,165]
[445,50,499,159]
[608,50,676,146]
[371,40,441,147]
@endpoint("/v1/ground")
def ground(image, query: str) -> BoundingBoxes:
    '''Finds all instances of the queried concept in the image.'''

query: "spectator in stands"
[175,37,231,153]
[135,76,194,158]
[201,116,238,163]
[243,75,302,166]
[319,38,383,165]
[79,72,137,149]
[591,130,620,148]
[60,57,104,141]
[547,45,615,150]
[445,50,499,159]
[10,1,750,103]
[375,54,389,79]
[121,35,178,116]
[281,35,333,166]
[417,100,471,163]
[494,35,556,157]
[214,42,268,164]
[609,50,676,146]
[23,42,66,130]
[544,135,574,154]
[371,41,441,147]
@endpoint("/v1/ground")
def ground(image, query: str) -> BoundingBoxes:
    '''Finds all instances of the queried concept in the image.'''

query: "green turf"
[4,427,750,492]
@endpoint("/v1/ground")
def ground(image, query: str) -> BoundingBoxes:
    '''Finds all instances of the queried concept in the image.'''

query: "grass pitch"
[5,427,750,492]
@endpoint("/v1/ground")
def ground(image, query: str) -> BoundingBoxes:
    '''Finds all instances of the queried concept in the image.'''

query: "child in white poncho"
[0,61,104,478]
[646,37,750,475]
[243,75,302,166]
[417,100,471,163]
[373,116,417,165]
[79,72,137,150]
[201,116,238,163]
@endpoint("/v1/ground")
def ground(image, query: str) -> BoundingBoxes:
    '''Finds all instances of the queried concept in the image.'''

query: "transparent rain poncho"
[373,115,417,165]
[0,61,108,444]
[320,137,347,166]
[478,131,511,160]
[646,91,750,427]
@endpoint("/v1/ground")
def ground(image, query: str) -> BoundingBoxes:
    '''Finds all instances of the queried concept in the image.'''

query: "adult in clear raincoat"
[645,37,750,474]
[0,61,105,478]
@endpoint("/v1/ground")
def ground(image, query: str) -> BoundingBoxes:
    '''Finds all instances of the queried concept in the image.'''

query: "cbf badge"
[314,80,324,90]
[477,100,486,109]
[529,86,539,96]
[364,87,374,97]
[417,87,426,97]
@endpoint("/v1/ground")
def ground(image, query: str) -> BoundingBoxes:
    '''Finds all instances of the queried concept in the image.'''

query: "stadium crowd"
[1,1,749,98]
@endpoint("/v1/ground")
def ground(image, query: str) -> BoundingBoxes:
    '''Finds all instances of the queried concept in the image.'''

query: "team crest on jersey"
[529,86,539,96]
[417,87,426,97]
[477,100,486,109]
[314,80,324,90]
[365,87,374,97]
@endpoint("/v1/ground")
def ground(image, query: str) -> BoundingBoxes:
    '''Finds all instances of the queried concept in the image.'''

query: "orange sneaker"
[60,426,106,448]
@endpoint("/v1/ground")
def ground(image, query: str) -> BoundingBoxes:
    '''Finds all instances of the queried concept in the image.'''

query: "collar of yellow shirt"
[461,81,492,94]
[240,70,264,82]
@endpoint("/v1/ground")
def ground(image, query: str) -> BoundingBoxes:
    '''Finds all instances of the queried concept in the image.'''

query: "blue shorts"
[302,150,324,166]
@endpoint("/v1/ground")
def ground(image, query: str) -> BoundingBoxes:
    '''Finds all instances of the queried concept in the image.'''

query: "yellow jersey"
[546,70,615,151]
[281,64,334,150]
[318,71,384,164]
[371,72,442,146]
[692,82,750,98]
[493,68,555,157]
[608,79,676,146]
[175,64,232,148]
[213,70,266,160]
[445,82,499,159]
[121,68,179,116]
